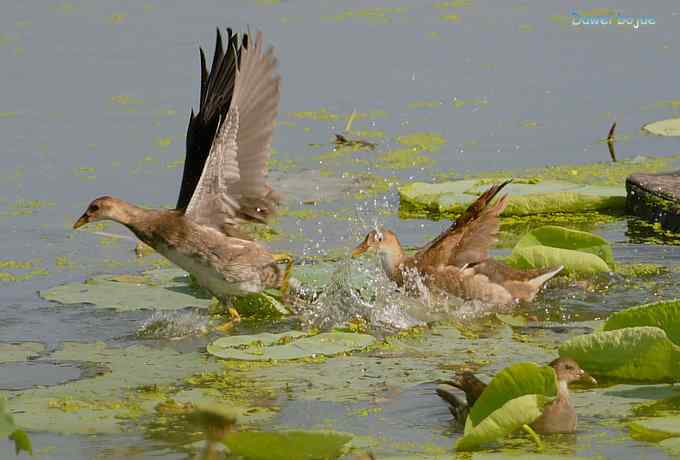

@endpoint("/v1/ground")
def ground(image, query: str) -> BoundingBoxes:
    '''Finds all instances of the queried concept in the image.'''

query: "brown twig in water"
[607,122,617,162]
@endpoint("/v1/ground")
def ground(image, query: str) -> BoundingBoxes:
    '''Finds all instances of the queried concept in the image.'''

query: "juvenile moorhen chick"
[436,357,596,433]
[74,29,292,304]
[351,181,562,305]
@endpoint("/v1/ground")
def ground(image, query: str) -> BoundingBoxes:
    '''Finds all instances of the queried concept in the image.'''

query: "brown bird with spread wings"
[73,29,292,304]
[352,181,562,305]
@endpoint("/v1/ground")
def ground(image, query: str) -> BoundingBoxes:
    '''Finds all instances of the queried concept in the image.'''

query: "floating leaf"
[8,429,32,455]
[467,362,556,428]
[642,118,680,136]
[399,179,625,218]
[223,430,352,460]
[207,331,375,361]
[40,268,285,316]
[629,416,680,442]
[513,226,614,267]
[457,394,547,451]
[604,299,680,343]
[507,226,613,275]
[559,327,680,382]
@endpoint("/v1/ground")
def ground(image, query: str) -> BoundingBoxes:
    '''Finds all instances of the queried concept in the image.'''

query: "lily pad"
[1,397,32,455]
[206,331,375,361]
[457,394,547,451]
[604,299,680,343]
[40,269,212,311]
[559,327,680,382]
[642,118,680,136]
[399,179,625,218]
[560,300,680,381]
[467,362,556,427]
[40,268,285,316]
[629,416,680,442]
[507,226,613,275]
[223,430,352,460]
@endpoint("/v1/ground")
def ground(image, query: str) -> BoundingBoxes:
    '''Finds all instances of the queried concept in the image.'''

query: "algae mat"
[399,179,625,218]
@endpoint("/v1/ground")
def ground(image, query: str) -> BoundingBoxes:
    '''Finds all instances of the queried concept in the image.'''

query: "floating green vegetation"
[74,166,96,180]
[0,268,49,283]
[322,8,408,24]
[469,156,680,187]
[224,430,352,460]
[207,331,375,361]
[433,0,472,8]
[629,416,680,442]
[617,263,667,278]
[452,98,489,109]
[349,129,384,138]
[349,172,397,200]
[439,14,460,22]
[399,179,625,220]
[507,226,614,275]
[397,132,447,153]
[6,199,56,216]
[0,259,33,270]
[408,100,443,109]
[0,111,17,118]
[519,24,535,32]
[166,158,184,169]
[287,108,387,122]
[376,147,435,170]
[156,136,173,148]
[560,299,680,381]
[111,95,144,106]
[642,118,680,137]
[520,120,541,128]
[109,13,127,24]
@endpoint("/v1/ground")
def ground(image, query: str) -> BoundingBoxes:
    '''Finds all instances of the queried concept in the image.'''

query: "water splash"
[137,310,209,339]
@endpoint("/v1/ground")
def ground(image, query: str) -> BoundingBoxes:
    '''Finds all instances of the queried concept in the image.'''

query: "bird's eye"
[89,204,100,213]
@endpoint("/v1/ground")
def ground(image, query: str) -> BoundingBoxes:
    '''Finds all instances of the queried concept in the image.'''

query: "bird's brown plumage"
[73,29,290,304]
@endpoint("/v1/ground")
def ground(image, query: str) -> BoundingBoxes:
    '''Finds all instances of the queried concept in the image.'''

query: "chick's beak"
[73,213,90,229]
[351,241,369,258]
[579,369,597,385]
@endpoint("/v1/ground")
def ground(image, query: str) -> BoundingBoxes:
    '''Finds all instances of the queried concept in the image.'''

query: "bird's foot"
[272,252,294,302]
[213,307,241,333]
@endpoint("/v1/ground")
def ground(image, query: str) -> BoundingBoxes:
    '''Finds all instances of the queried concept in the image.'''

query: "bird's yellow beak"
[351,239,370,258]
[579,370,597,385]
[73,213,90,229]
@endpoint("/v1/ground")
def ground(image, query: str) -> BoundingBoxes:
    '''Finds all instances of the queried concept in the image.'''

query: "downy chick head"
[351,228,401,258]
[550,357,597,384]
[73,196,128,229]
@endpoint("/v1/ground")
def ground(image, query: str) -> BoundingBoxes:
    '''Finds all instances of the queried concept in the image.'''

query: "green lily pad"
[559,327,680,382]
[642,118,680,136]
[40,268,285,316]
[514,226,614,267]
[472,454,594,460]
[40,269,212,311]
[660,437,680,456]
[457,394,548,451]
[223,430,352,460]
[507,226,613,275]
[467,362,556,428]
[206,331,375,361]
[629,416,680,442]
[604,299,680,343]
[560,300,680,381]
[399,179,625,218]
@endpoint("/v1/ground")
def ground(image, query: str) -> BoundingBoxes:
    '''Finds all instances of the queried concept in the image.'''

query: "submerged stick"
[607,122,617,163]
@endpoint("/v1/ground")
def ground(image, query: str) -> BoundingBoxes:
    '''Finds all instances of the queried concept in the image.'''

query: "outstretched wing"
[180,29,281,231]
[415,180,510,268]
[177,28,241,211]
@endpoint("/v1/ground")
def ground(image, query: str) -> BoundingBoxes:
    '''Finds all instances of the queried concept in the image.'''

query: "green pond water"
[2,1,680,459]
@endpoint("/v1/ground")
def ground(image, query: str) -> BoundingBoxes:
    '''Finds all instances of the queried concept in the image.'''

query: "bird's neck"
[556,380,570,400]
[108,200,149,227]
[377,244,406,282]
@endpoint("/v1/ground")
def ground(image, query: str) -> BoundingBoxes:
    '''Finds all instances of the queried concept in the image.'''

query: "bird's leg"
[210,297,241,332]
[272,252,294,301]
